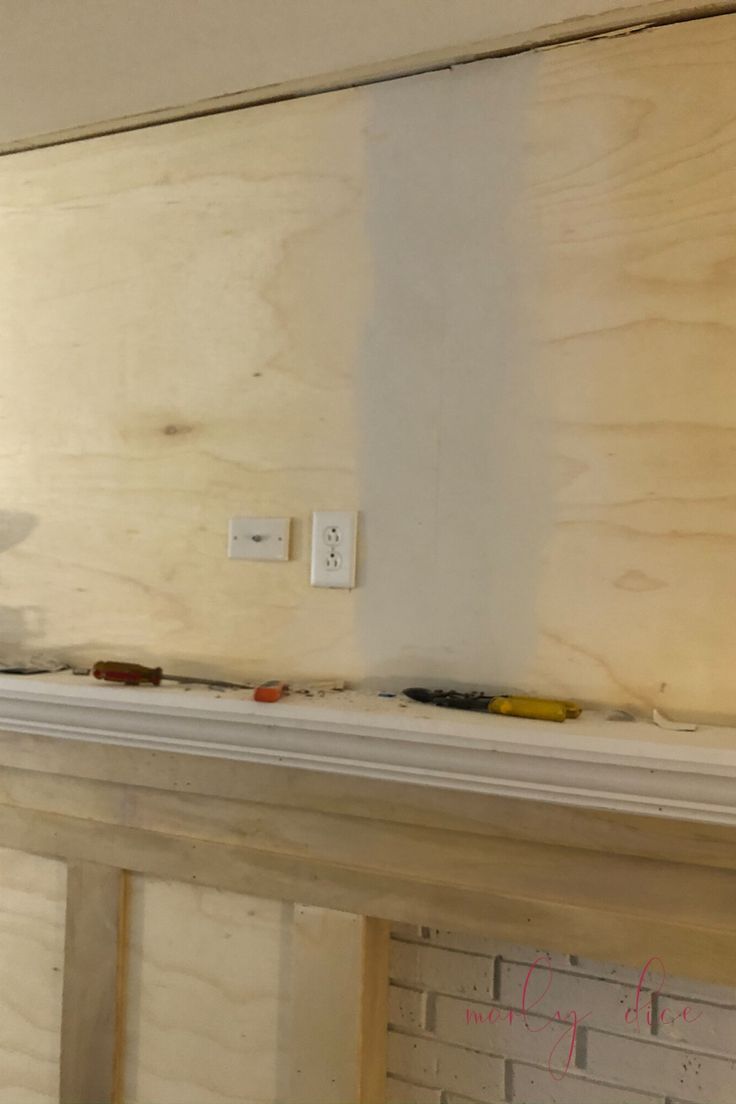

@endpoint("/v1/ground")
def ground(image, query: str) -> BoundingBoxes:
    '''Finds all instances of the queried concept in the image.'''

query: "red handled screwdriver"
[88,660,252,691]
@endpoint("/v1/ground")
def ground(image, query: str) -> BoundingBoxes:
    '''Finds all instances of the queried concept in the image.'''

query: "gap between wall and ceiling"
[3,1,736,157]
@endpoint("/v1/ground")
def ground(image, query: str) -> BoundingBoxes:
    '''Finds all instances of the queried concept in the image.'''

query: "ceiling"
[0,0,722,149]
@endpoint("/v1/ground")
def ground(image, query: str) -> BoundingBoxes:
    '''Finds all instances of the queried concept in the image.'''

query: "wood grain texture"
[59,863,127,1104]
[2,797,735,987]
[525,13,736,719]
[2,729,736,873]
[0,744,734,985]
[284,905,375,1104]
[359,918,390,1104]
[1,763,734,928]
[124,876,291,1104]
[122,881,385,1104]
[0,89,366,684]
[0,846,66,1103]
[2,15,736,714]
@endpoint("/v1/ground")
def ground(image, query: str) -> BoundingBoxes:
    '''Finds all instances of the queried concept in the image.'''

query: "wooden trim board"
[360,919,391,1104]
[0,728,735,874]
[0,675,733,825]
[285,909,389,1103]
[0,733,734,985]
[59,863,128,1104]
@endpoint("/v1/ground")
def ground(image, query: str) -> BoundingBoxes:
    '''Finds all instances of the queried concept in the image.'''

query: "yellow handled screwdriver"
[402,687,580,722]
[488,696,580,723]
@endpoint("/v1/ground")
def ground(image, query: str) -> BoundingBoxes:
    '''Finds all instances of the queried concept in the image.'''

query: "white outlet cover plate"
[228,517,291,561]
[310,511,357,588]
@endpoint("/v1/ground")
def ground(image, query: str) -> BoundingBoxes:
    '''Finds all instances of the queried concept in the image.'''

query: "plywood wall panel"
[527,15,736,717]
[0,92,367,682]
[124,877,291,1104]
[1,14,735,716]
[0,847,66,1103]
[123,879,380,1104]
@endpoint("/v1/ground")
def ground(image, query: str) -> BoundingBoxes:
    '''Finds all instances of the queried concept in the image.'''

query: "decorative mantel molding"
[0,673,734,825]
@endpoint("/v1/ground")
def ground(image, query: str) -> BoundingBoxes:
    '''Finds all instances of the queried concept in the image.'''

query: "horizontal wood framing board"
[0,728,735,872]
[0,735,735,986]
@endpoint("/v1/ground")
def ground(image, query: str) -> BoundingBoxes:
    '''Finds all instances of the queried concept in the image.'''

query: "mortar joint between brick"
[492,955,501,1002]
[424,990,437,1033]
[574,1024,588,1071]
[650,989,660,1037]
[503,1057,514,1103]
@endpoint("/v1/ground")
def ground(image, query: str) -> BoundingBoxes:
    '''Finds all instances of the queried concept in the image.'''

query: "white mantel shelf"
[0,672,734,826]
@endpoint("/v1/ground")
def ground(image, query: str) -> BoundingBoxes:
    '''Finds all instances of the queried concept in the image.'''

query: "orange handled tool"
[254,680,287,702]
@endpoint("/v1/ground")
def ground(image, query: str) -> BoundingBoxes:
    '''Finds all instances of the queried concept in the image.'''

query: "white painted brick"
[444,1094,500,1104]
[391,939,494,1001]
[584,1028,736,1103]
[387,931,736,1104]
[510,1062,665,1104]
[655,996,736,1058]
[386,1075,442,1103]
[572,956,736,1006]
[499,960,650,1040]
[668,1099,720,1104]
[494,944,572,971]
[660,974,736,1007]
[387,1032,505,1100]
[399,927,570,968]
[570,957,654,987]
[434,993,580,1073]
[389,985,429,1032]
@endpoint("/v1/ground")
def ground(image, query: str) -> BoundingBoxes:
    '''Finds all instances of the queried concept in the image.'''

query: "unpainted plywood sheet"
[0,847,66,1103]
[124,877,290,1104]
[1,16,735,716]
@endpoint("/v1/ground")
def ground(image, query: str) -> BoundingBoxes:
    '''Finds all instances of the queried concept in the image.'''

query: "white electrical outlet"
[310,511,357,588]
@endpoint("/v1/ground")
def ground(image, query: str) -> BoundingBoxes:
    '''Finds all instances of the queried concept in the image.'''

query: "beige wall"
[0,0,729,148]
[1,13,735,717]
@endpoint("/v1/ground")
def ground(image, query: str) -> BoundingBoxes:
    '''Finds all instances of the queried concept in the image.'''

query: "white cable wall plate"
[228,517,291,561]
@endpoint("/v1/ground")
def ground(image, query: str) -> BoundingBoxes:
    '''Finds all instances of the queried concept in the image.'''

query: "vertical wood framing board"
[285,908,389,1104]
[124,876,292,1104]
[0,846,66,1103]
[59,863,127,1104]
[360,918,391,1104]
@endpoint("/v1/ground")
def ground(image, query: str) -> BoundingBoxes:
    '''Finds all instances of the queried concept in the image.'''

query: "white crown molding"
[0,674,734,826]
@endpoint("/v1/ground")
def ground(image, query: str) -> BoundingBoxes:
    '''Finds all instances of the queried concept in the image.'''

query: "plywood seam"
[112,870,129,1104]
